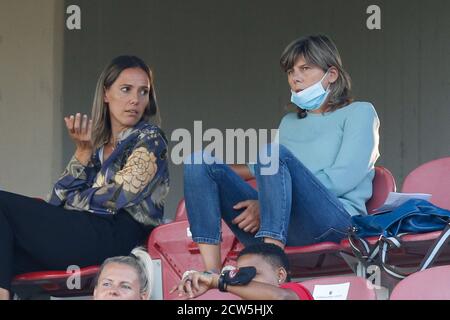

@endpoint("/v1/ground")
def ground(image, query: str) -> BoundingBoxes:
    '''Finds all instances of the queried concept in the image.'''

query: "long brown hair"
[280,35,353,118]
[91,55,161,150]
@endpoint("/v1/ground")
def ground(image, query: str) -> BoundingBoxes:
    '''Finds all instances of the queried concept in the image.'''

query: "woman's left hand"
[232,200,260,234]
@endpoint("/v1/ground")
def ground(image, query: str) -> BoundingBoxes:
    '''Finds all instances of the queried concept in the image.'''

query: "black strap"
[348,229,380,267]
[348,223,450,279]
[218,273,228,292]
[380,223,450,279]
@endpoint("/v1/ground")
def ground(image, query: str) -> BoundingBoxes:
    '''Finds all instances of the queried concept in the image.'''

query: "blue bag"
[351,199,450,238]
[348,199,450,279]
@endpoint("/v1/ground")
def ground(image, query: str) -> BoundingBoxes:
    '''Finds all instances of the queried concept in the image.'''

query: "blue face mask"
[290,71,330,111]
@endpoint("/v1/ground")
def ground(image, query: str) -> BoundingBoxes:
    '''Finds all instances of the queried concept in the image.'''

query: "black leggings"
[0,190,149,291]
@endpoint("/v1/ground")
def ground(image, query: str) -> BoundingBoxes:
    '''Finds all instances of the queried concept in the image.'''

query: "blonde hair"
[280,35,353,117]
[91,55,161,150]
[96,246,154,299]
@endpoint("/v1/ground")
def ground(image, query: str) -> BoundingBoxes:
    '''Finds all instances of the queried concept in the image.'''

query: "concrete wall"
[0,0,64,197]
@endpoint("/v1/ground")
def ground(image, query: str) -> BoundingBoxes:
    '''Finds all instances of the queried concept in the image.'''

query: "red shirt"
[280,282,314,300]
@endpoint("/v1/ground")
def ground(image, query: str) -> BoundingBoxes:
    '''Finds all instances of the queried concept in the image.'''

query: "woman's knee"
[272,143,292,161]
[257,143,292,163]
[254,143,294,176]
[183,151,223,178]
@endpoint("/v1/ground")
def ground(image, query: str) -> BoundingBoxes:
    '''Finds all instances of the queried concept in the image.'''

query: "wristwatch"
[217,266,257,292]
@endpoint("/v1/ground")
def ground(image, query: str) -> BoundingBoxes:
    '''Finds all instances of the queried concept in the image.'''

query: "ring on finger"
[182,270,196,281]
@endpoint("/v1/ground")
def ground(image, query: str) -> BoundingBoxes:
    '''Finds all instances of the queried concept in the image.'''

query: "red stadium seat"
[147,219,236,299]
[366,166,398,213]
[12,265,99,299]
[389,157,450,273]
[390,265,450,300]
[341,158,450,283]
[12,198,101,299]
[402,157,450,209]
[174,198,187,221]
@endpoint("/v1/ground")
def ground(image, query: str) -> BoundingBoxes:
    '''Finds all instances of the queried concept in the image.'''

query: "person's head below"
[280,34,353,118]
[93,247,153,300]
[91,55,161,150]
[236,243,291,286]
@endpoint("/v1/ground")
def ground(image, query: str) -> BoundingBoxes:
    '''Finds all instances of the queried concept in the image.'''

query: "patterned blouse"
[47,120,169,228]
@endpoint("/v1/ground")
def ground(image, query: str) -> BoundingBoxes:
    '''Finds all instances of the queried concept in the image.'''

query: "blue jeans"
[184,144,352,246]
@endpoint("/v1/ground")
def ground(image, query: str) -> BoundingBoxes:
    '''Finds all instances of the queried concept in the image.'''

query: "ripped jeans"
[184,144,352,246]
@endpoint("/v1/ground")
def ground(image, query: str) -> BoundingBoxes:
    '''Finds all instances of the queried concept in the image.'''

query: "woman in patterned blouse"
[0,55,169,300]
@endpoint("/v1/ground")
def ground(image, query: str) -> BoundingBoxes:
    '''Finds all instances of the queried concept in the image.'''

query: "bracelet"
[204,268,219,275]
[221,265,236,273]
[218,272,229,292]
[218,266,257,291]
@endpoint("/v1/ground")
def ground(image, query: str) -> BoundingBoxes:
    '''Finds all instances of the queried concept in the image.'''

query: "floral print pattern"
[47,121,169,228]
[115,147,157,194]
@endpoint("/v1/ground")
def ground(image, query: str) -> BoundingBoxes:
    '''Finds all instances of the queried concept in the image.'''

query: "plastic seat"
[387,157,450,271]
[12,265,100,299]
[402,157,450,210]
[339,166,397,248]
[174,198,187,221]
[301,275,377,300]
[390,265,450,300]
[341,158,450,281]
[147,218,236,299]
[366,166,398,213]
[391,158,450,264]
[12,197,100,298]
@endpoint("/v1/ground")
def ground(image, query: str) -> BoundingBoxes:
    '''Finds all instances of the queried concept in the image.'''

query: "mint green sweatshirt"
[253,102,380,216]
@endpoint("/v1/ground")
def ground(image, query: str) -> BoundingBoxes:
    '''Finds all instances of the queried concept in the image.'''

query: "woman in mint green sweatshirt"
[184,35,380,272]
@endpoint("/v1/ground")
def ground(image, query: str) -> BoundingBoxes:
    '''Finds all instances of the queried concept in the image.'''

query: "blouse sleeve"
[46,154,98,206]
[48,129,168,214]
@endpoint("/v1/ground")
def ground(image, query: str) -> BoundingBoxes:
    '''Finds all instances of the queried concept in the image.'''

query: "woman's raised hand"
[64,113,93,165]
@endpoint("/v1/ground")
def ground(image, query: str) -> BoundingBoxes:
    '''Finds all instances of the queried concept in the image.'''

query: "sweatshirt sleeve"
[315,103,380,197]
